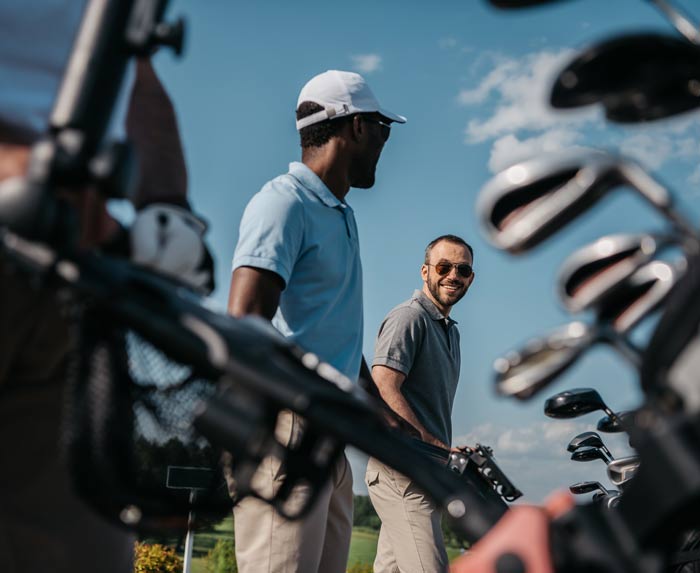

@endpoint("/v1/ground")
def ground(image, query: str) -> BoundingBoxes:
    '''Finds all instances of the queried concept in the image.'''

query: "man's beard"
[427,273,467,310]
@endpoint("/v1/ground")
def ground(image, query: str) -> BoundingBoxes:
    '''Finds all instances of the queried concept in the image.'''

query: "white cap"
[295,70,407,131]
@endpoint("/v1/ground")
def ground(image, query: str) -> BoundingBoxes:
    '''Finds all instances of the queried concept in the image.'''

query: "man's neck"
[421,286,451,318]
[301,146,350,201]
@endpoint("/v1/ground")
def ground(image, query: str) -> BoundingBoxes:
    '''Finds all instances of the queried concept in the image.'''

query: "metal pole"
[183,490,196,573]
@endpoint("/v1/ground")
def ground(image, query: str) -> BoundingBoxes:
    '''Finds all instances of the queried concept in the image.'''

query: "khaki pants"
[0,260,134,573]
[365,457,448,573]
[232,411,354,573]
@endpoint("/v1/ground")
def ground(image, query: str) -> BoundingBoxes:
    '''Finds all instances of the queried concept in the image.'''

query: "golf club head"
[569,480,607,495]
[557,233,675,314]
[607,455,640,486]
[597,410,634,433]
[595,260,683,334]
[493,322,595,400]
[570,446,609,464]
[551,32,700,123]
[544,387,609,418]
[593,490,622,509]
[567,431,605,453]
[477,149,674,254]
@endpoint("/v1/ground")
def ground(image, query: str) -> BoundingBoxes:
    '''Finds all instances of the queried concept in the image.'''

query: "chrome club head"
[570,446,611,465]
[607,455,640,487]
[567,431,614,461]
[493,322,595,399]
[557,233,676,314]
[477,149,696,254]
[569,480,610,495]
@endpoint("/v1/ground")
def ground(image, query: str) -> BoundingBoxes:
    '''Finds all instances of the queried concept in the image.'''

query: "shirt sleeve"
[372,307,424,376]
[232,184,304,287]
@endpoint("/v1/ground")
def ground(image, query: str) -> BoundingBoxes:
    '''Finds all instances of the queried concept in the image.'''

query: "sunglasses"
[362,116,391,141]
[427,262,473,278]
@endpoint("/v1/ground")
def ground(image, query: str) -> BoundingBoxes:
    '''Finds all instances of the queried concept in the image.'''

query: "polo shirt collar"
[289,162,343,208]
[413,289,458,325]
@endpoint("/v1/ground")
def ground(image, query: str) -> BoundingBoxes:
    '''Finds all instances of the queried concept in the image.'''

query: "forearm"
[126,60,188,208]
[376,384,447,448]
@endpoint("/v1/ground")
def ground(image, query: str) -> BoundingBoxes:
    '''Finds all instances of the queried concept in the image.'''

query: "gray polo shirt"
[372,289,461,446]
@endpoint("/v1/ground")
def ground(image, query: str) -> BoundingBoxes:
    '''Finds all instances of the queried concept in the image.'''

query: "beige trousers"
[365,457,448,573]
[232,412,354,573]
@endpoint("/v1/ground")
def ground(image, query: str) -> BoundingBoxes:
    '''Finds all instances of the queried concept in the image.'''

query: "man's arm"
[372,364,449,450]
[227,266,284,319]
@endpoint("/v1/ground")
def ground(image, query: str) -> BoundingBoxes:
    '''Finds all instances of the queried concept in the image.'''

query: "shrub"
[134,542,183,573]
[206,538,237,573]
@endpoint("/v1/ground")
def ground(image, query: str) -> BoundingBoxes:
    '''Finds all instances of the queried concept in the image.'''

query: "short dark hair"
[297,101,353,149]
[424,234,474,264]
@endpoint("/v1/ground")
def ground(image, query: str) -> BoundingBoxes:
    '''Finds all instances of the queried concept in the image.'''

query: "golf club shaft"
[648,0,700,45]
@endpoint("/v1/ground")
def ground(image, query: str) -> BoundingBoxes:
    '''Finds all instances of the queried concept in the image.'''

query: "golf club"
[545,387,618,420]
[551,32,700,124]
[607,456,640,487]
[567,431,614,461]
[477,149,697,254]
[569,480,611,495]
[557,233,679,314]
[488,0,700,45]
[597,410,635,433]
[494,260,680,399]
[571,446,611,465]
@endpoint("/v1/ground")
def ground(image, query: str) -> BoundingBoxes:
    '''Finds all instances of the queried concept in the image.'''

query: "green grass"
[152,520,465,572]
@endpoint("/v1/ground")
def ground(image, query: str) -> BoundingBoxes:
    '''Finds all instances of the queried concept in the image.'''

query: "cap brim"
[379,108,407,124]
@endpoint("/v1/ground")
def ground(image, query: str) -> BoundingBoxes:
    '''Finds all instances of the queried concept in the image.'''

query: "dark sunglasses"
[427,262,473,278]
[361,116,391,141]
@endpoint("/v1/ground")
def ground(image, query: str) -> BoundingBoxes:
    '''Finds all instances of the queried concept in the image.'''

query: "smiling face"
[421,239,475,316]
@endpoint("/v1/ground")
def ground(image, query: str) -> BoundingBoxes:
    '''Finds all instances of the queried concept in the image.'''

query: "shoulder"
[243,175,305,219]
[381,298,429,329]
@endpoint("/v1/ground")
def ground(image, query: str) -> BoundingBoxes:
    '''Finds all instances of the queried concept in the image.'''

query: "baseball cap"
[295,70,407,131]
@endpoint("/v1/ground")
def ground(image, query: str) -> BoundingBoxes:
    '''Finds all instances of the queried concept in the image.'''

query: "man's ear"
[467,271,475,288]
[421,264,429,283]
[351,115,364,142]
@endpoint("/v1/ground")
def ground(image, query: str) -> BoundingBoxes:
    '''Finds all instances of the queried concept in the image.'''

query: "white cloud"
[350,54,382,74]
[618,133,675,171]
[460,49,597,143]
[488,129,584,172]
[460,48,700,188]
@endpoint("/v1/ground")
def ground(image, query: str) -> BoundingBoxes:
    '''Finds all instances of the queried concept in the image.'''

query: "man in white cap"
[227,70,405,573]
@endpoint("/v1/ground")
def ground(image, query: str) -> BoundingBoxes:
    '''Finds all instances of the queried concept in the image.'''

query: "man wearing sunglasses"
[227,70,405,573]
[366,234,475,573]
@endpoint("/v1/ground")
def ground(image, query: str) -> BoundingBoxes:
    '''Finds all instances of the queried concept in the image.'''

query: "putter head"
[567,431,605,453]
[570,446,608,464]
[607,455,640,486]
[544,387,607,418]
[597,410,634,433]
[493,322,595,400]
[477,149,633,254]
[557,233,673,314]
[569,480,606,495]
[595,260,682,334]
[551,32,700,123]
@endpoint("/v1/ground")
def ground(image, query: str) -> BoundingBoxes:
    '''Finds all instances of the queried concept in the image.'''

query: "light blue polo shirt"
[232,162,364,382]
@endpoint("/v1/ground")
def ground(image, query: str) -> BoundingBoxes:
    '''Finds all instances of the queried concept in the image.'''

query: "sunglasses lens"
[457,264,473,277]
[435,263,452,275]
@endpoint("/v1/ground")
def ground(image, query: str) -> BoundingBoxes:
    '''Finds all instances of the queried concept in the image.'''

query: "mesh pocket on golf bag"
[62,305,231,532]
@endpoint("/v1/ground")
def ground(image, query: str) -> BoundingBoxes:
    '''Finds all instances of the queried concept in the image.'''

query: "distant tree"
[353,495,380,530]
[206,538,237,573]
[134,542,183,573]
[442,516,470,550]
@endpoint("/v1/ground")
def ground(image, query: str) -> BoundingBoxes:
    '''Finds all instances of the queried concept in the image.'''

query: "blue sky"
[151,0,700,502]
